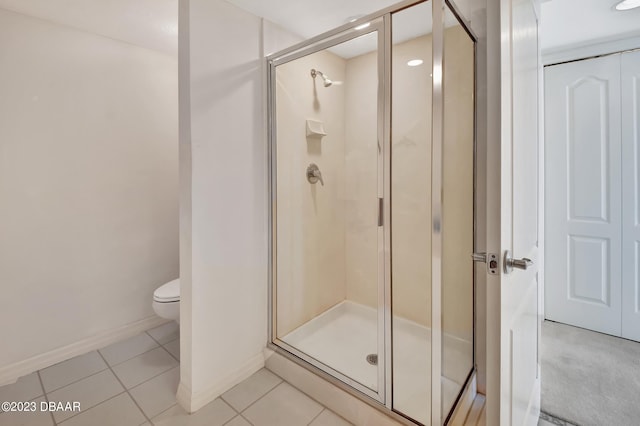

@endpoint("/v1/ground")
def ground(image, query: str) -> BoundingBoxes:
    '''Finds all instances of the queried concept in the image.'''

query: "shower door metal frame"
[266,17,388,404]
[440,1,479,424]
[266,0,479,424]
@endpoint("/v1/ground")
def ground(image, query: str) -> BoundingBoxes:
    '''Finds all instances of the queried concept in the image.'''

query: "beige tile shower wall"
[343,47,381,310]
[275,50,347,337]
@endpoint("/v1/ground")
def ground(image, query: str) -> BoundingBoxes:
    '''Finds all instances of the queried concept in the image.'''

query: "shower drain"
[366,354,378,365]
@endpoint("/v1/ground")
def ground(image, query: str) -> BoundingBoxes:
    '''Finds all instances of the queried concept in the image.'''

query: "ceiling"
[226,0,466,58]
[541,0,640,52]
[227,0,640,56]
[2,0,638,60]
[226,0,401,43]
[0,0,178,55]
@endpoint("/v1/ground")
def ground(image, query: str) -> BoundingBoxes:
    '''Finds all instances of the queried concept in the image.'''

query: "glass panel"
[391,2,433,423]
[274,29,382,393]
[442,5,475,420]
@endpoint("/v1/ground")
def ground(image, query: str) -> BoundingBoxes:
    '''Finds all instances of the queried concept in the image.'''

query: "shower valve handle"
[306,163,324,186]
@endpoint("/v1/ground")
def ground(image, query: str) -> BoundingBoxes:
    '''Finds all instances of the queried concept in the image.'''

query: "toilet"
[152,279,180,323]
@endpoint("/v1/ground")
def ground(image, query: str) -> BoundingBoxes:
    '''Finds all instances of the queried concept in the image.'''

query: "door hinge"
[378,198,383,226]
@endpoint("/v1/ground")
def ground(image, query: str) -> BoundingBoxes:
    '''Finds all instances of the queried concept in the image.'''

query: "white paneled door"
[621,50,640,342]
[486,0,541,424]
[545,54,622,336]
[545,50,640,342]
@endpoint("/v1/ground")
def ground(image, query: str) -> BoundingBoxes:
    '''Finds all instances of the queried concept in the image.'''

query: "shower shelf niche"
[305,119,327,139]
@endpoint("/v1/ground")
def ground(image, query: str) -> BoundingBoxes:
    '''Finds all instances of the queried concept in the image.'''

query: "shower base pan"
[281,300,469,424]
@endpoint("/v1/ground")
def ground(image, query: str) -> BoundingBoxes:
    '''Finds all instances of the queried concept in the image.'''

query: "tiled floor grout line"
[325,408,352,425]
[42,364,110,394]
[163,336,179,346]
[96,350,153,425]
[219,395,257,426]
[230,377,284,419]
[215,396,255,426]
[260,372,349,425]
[125,363,181,393]
[40,340,164,397]
[100,342,162,367]
[144,330,158,341]
[48,357,177,425]
[40,339,165,396]
[37,370,57,426]
[151,402,178,421]
[160,338,180,362]
[220,414,241,426]
[260,372,352,426]
[55,390,128,424]
[145,331,180,363]
[219,395,241,415]
[307,407,325,425]
[159,343,180,363]
[144,329,176,347]
[107,350,179,390]
[220,416,235,425]
[239,412,256,426]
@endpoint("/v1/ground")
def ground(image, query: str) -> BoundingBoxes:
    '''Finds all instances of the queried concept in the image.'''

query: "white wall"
[540,2,640,64]
[0,8,178,382]
[0,0,178,56]
[540,0,640,56]
[177,0,268,412]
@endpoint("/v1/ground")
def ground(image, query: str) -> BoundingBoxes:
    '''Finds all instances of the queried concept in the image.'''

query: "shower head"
[311,69,333,87]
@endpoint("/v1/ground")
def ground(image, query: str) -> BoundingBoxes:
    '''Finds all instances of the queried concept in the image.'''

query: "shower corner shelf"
[306,119,327,139]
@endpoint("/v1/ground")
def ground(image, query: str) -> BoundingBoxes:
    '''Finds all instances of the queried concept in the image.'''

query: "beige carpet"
[541,321,640,426]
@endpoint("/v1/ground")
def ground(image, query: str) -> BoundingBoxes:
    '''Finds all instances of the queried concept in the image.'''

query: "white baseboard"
[0,316,168,387]
[176,351,264,413]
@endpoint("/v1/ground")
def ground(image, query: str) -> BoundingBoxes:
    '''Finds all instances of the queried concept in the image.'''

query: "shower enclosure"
[267,1,475,424]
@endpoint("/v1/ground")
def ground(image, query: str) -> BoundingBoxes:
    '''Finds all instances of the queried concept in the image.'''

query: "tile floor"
[0,322,351,426]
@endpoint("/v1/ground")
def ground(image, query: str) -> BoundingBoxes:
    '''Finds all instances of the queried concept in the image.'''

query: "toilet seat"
[153,279,180,303]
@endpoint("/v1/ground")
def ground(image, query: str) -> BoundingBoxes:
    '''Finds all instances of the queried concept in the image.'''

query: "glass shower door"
[390,2,433,424]
[441,4,475,420]
[389,1,476,424]
[270,22,386,400]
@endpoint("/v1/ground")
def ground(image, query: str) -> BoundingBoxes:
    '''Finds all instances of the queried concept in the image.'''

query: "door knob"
[503,250,533,273]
